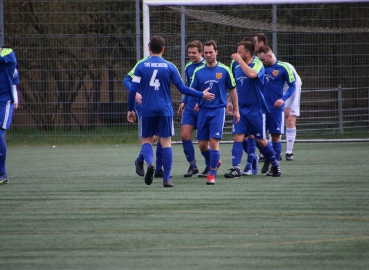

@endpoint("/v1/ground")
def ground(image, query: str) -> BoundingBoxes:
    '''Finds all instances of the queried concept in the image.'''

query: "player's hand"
[274,98,284,108]
[127,111,136,123]
[194,103,199,112]
[14,101,19,109]
[226,102,233,114]
[135,93,142,105]
[231,52,242,63]
[177,102,185,116]
[233,109,240,124]
[202,87,215,101]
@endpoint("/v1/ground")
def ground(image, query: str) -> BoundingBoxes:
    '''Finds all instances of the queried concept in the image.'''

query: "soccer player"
[283,62,302,160]
[253,33,268,163]
[190,40,240,185]
[177,40,207,178]
[124,54,166,179]
[127,36,214,188]
[0,45,18,184]
[258,45,297,176]
[253,33,268,52]
[229,37,259,174]
[224,41,281,178]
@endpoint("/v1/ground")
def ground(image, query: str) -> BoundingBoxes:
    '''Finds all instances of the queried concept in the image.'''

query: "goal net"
[143,0,369,141]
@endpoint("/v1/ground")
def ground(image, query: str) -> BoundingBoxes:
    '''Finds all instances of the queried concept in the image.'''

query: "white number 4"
[150,69,160,90]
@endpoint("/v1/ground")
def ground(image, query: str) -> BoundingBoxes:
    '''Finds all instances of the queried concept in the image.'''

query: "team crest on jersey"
[216,73,222,79]
[272,70,279,76]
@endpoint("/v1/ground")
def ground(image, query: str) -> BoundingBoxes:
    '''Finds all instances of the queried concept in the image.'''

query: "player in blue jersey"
[258,45,297,176]
[124,54,167,179]
[229,37,260,175]
[127,36,214,188]
[190,40,240,185]
[177,40,208,178]
[224,41,281,178]
[0,45,18,184]
[253,33,269,163]
[12,68,19,110]
[253,33,268,53]
[283,62,302,160]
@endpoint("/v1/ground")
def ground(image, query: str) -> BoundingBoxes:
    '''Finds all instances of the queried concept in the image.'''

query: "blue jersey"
[181,59,206,108]
[230,59,238,78]
[129,56,203,116]
[12,68,20,85]
[0,48,17,103]
[234,57,268,115]
[190,62,235,109]
[123,57,150,115]
[231,55,259,77]
[263,60,296,111]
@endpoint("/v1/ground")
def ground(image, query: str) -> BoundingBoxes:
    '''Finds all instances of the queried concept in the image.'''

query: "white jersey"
[283,62,302,116]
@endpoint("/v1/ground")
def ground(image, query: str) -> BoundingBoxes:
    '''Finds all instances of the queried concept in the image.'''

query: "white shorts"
[284,88,301,117]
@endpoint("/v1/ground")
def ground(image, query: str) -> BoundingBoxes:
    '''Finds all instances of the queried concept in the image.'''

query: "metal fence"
[3,0,369,143]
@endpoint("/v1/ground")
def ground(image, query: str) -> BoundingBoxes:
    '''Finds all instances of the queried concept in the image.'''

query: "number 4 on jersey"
[150,69,160,90]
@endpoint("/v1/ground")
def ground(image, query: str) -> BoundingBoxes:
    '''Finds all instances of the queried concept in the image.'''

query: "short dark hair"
[242,37,256,45]
[1,44,12,49]
[187,40,203,52]
[237,41,255,56]
[254,33,268,45]
[258,45,272,55]
[149,36,165,54]
[203,40,218,51]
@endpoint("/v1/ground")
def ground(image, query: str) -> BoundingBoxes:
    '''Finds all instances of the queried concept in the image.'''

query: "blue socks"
[141,143,154,166]
[182,140,196,167]
[272,141,282,163]
[246,138,256,170]
[242,139,248,154]
[137,150,144,162]
[201,149,211,170]
[161,147,172,181]
[260,142,278,166]
[0,132,6,175]
[232,142,243,167]
[210,149,220,177]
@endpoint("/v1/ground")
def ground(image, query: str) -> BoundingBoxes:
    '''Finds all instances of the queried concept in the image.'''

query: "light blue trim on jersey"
[128,56,151,78]
[252,57,264,74]
[278,61,296,84]
[0,49,17,103]
[1,100,11,130]
[218,62,236,87]
[190,63,207,82]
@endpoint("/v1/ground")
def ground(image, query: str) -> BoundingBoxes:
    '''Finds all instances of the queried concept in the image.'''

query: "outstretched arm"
[176,83,215,101]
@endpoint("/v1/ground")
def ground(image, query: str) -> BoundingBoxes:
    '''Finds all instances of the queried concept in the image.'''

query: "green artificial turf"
[1,142,368,269]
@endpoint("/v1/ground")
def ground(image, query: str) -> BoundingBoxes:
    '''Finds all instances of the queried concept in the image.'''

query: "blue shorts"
[0,100,14,130]
[233,112,267,140]
[181,106,198,128]
[196,107,225,141]
[266,108,284,135]
[141,116,174,138]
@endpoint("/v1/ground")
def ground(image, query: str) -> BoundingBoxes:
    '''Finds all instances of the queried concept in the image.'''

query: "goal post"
[142,0,369,141]
[143,0,369,57]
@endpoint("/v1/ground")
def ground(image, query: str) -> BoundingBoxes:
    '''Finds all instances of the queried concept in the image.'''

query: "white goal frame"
[142,0,369,58]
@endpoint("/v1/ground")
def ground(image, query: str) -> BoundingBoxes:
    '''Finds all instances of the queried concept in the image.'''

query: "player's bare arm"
[228,87,240,123]
[274,98,284,108]
[127,111,136,123]
[177,102,185,115]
